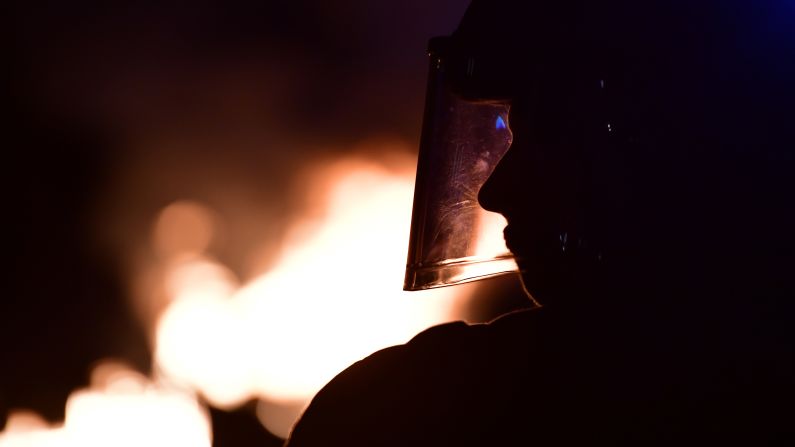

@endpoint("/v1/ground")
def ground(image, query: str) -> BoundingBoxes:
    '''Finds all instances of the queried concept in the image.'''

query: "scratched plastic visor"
[404,42,518,291]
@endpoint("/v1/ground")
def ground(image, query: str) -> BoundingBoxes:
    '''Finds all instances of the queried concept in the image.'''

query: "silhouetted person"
[286,1,795,445]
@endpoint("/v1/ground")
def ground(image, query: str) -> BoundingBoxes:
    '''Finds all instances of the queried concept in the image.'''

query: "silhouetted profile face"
[477,96,599,305]
[478,104,559,302]
[451,1,611,305]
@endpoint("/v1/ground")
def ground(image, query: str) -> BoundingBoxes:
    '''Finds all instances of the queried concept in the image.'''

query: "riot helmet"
[405,0,795,308]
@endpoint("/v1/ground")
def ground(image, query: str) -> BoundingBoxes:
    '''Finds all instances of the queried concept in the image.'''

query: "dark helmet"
[406,0,795,312]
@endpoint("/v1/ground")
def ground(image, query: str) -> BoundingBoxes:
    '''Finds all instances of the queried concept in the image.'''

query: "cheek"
[500,141,573,217]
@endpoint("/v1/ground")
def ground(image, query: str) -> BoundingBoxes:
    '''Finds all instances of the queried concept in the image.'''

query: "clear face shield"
[404,37,518,291]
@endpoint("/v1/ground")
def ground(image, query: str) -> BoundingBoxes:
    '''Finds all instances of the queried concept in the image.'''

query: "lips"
[503,224,519,254]
[503,223,537,264]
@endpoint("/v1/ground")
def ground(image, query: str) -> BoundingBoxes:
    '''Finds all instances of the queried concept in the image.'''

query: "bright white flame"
[152,155,473,437]
[155,259,252,408]
[0,363,212,447]
[241,165,460,400]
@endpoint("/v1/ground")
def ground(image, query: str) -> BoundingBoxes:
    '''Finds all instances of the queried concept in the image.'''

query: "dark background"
[5,1,528,445]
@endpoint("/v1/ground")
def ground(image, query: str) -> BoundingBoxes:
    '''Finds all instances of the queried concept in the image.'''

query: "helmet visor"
[404,38,517,291]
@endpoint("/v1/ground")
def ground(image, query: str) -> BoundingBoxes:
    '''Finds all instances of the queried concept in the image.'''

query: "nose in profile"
[478,137,523,218]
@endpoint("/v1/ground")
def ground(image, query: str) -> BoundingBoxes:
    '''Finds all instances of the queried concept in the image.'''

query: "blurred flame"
[2,412,50,434]
[0,363,212,447]
[152,154,473,437]
[152,201,216,260]
[0,150,486,443]
[154,258,252,408]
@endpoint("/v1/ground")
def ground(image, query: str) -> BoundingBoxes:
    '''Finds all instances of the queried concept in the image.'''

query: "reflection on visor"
[404,38,518,291]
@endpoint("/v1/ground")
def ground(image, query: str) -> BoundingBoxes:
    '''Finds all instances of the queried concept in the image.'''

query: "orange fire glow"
[151,155,476,437]
[1,150,510,442]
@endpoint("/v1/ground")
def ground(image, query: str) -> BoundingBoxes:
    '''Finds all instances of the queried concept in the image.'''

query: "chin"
[517,274,542,306]
[513,243,578,307]
[514,258,548,307]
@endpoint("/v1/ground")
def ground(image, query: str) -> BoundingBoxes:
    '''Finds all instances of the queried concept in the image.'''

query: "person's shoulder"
[285,310,541,446]
[284,320,475,446]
